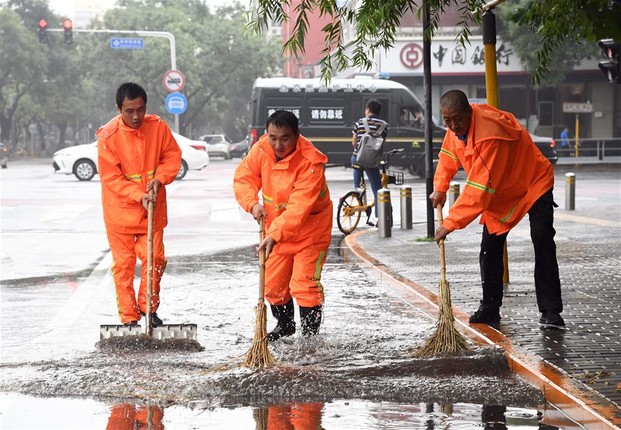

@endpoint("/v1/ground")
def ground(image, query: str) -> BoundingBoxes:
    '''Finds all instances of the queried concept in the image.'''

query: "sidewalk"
[346,188,620,427]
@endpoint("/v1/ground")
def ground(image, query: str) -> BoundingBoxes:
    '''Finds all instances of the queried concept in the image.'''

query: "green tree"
[85,0,281,139]
[0,6,49,149]
[249,0,621,84]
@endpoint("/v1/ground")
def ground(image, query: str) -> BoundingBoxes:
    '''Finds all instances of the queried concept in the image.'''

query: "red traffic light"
[63,19,73,45]
[38,19,48,43]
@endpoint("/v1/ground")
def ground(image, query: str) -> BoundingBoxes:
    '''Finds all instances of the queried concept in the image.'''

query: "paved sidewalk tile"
[354,211,620,417]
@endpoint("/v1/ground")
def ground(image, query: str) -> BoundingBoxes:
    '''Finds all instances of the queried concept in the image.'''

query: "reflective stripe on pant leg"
[136,229,166,314]
[290,247,327,307]
[106,229,140,324]
[264,251,294,306]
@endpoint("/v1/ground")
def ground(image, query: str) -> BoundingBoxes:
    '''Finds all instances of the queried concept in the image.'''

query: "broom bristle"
[414,279,469,357]
[243,300,276,368]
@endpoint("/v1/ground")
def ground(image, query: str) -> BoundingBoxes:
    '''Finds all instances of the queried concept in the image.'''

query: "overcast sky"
[47,0,247,20]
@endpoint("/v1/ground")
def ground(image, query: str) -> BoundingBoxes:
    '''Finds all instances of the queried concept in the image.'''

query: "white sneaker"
[367,216,378,226]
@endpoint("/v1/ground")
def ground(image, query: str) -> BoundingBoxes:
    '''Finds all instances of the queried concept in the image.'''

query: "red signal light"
[38,19,48,43]
[63,19,73,45]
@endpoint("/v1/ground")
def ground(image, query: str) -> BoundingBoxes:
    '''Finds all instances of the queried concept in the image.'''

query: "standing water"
[0,238,581,429]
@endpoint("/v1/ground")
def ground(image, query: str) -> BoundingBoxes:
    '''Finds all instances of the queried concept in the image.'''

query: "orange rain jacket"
[97,115,181,233]
[233,134,333,254]
[434,103,554,235]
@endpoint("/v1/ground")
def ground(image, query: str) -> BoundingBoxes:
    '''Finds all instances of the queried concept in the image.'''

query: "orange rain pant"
[106,229,166,324]
[264,246,327,308]
[106,403,164,430]
[267,403,323,430]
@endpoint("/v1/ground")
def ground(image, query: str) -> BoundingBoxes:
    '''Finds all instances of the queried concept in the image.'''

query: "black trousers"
[479,188,563,313]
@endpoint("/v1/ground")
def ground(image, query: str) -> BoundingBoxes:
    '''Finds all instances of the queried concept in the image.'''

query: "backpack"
[355,117,387,169]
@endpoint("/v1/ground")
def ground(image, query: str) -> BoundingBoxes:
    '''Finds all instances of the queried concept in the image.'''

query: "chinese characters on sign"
[399,40,516,72]
[310,109,344,120]
[278,83,378,93]
[267,108,344,121]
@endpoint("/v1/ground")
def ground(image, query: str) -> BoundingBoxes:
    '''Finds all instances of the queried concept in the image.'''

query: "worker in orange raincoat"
[97,82,181,327]
[234,110,333,341]
[429,90,564,328]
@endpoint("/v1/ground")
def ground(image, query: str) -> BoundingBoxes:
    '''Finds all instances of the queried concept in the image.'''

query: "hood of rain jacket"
[233,133,333,254]
[97,114,181,234]
[434,103,554,235]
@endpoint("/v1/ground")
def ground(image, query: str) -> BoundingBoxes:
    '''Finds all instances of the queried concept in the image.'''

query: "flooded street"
[1,241,550,429]
[1,160,581,429]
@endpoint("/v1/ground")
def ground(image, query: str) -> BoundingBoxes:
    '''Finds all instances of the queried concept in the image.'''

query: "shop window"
[538,101,554,127]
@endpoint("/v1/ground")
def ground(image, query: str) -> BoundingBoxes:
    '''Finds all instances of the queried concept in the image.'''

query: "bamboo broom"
[415,205,469,357]
[243,217,276,368]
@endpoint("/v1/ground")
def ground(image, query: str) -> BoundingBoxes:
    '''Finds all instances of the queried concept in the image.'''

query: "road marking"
[40,204,90,223]
[555,212,619,227]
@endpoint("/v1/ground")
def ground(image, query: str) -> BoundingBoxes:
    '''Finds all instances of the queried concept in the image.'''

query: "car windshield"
[204,136,223,144]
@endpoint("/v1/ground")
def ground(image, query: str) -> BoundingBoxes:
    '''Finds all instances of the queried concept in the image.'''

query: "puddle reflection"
[106,404,164,430]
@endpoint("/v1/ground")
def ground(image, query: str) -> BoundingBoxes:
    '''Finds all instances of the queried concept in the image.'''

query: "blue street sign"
[110,37,144,49]
[165,92,188,115]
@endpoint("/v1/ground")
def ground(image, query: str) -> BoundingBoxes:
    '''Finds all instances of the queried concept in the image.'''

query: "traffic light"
[63,19,73,45]
[38,19,48,44]
[598,39,620,84]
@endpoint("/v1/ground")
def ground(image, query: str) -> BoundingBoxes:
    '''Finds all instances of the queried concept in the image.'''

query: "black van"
[248,77,446,176]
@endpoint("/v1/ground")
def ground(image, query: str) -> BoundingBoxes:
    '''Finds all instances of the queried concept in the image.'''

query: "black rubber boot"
[469,300,501,324]
[299,305,322,336]
[268,299,296,342]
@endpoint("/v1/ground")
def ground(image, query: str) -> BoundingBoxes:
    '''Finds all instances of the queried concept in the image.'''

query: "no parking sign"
[163,70,185,92]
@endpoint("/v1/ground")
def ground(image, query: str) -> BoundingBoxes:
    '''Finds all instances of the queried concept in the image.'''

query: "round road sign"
[163,70,186,92]
[165,92,188,115]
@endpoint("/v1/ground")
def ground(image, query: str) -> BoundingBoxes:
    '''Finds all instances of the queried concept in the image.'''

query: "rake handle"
[146,190,154,337]
[436,205,447,283]
[258,217,266,302]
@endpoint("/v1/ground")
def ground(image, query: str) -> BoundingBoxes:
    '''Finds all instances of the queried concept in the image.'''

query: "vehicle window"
[399,106,425,130]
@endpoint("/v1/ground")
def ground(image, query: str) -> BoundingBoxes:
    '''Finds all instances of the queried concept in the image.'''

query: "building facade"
[276,4,620,140]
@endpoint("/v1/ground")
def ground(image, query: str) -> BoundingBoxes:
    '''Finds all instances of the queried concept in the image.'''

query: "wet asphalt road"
[2,158,597,429]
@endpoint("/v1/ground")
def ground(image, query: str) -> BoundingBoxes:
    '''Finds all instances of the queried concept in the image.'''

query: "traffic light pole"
[46,29,179,132]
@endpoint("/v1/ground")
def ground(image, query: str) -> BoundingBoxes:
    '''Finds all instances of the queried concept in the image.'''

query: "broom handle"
[258,217,266,302]
[437,205,447,284]
[145,190,154,336]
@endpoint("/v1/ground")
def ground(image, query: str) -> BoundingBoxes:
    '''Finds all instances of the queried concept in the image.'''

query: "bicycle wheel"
[337,191,363,235]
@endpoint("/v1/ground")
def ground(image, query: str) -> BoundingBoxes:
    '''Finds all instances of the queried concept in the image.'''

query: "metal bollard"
[565,172,575,211]
[400,185,412,229]
[449,181,460,207]
[377,188,392,238]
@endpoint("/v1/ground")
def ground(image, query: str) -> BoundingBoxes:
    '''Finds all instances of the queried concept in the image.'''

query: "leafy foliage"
[249,0,621,84]
[1,0,281,153]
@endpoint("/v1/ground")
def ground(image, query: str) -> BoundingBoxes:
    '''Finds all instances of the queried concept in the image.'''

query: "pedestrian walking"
[97,82,181,327]
[351,99,388,226]
[429,90,564,328]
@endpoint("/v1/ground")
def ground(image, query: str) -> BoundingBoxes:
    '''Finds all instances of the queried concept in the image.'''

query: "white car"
[199,134,232,159]
[52,132,209,181]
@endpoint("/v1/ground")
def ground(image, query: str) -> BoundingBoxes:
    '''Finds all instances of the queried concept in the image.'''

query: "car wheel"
[73,159,96,181]
[176,160,188,180]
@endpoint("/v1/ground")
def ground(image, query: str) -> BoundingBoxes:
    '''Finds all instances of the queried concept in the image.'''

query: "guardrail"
[556,137,621,160]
